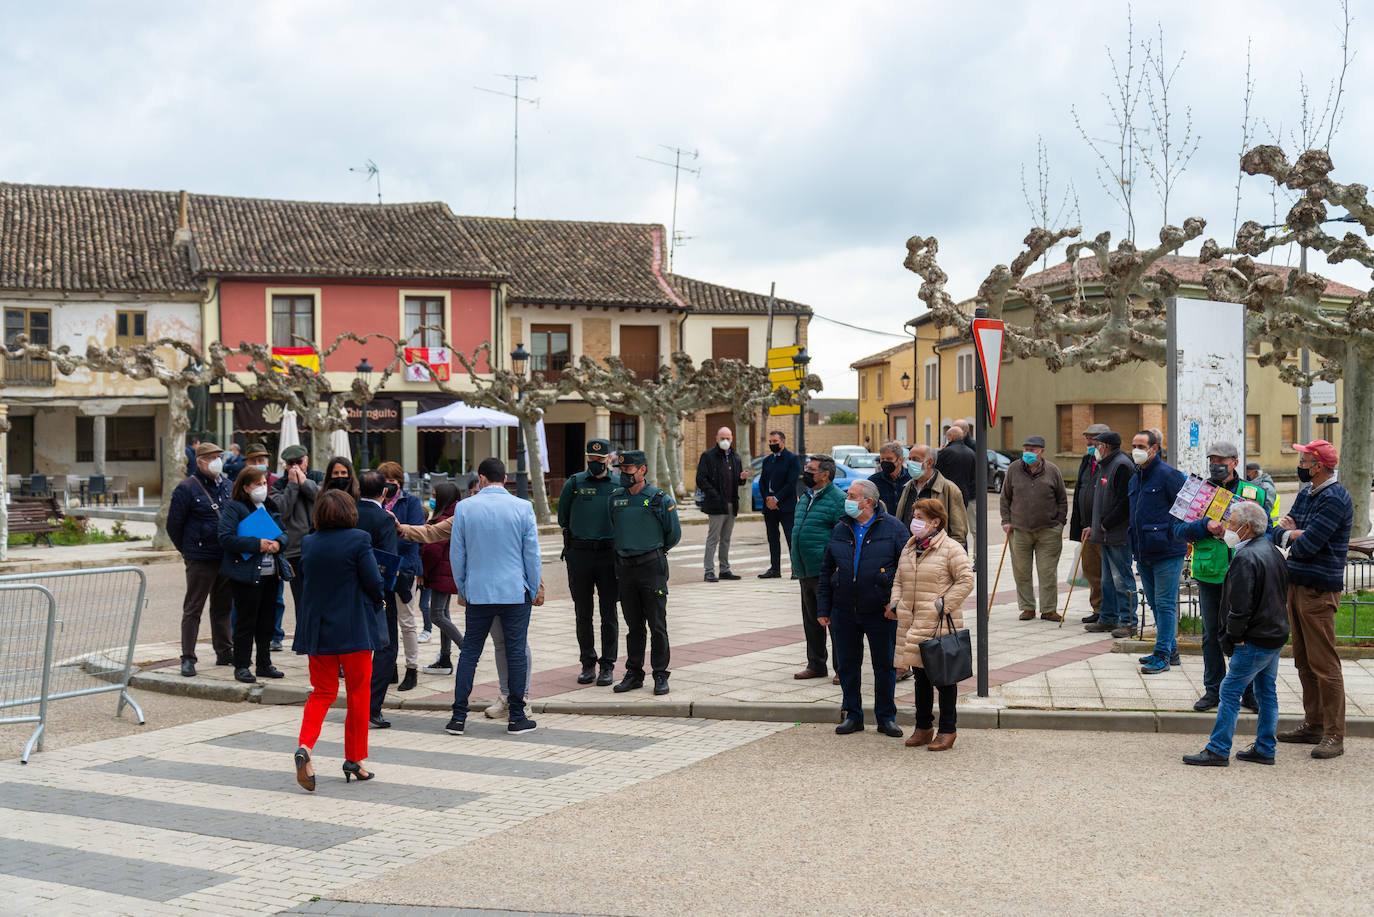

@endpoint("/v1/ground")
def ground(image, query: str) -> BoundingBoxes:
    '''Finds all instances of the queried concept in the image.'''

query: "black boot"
[596,663,614,687]
[577,664,596,685]
[398,668,418,692]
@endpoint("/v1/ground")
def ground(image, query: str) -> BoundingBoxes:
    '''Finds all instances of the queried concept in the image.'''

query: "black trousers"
[567,545,619,666]
[914,666,957,733]
[230,575,278,670]
[370,590,401,716]
[181,559,233,663]
[762,507,795,573]
[286,556,305,621]
[619,553,670,677]
[798,576,834,674]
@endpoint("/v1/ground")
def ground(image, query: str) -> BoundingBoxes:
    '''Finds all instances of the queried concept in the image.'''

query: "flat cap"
[281,444,309,461]
[1245,461,1261,471]
[1206,441,1239,459]
[585,438,611,456]
[1094,431,1122,448]
[1083,422,1111,436]
[1022,435,1046,448]
[194,441,223,457]
[614,450,647,466]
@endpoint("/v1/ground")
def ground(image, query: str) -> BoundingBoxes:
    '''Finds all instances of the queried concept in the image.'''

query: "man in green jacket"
[790,454,846,680]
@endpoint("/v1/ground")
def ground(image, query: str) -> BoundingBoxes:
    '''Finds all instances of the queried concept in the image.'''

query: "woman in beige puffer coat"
[888,497,974,750]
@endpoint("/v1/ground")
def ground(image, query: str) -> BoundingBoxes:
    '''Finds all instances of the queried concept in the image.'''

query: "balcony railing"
[618,353,662,381]
[4,356,53,386]
[530,353,570,377]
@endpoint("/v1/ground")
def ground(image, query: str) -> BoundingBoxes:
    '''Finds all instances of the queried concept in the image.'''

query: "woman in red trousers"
[292,489,386,789]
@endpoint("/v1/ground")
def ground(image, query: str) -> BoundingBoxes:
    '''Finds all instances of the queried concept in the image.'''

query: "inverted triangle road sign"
[971,317,1004,426]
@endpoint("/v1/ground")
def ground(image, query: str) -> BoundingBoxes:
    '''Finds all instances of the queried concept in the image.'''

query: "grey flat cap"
[1206,441,1239,459]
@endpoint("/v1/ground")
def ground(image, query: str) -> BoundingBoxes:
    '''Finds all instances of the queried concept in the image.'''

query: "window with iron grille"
[610,413,638,455]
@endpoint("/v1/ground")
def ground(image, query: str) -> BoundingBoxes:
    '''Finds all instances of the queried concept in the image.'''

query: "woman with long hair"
[217,466,290,684]
[419,482,463,675]
[292,489,386,789]
[322,456,360,500]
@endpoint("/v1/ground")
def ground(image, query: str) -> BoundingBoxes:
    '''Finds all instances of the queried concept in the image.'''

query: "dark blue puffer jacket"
[816,510,912,617]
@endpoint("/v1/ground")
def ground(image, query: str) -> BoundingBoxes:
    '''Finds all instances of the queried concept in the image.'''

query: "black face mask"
[587,461,606,477]
[326,477,350,491]
[619,472,638,488]
[880,461,897,475]
[801,471,817,488]
[1297,465,1313,484]
[384,483,399,499]
[1208,464,1229,484]
[769,443,782,453]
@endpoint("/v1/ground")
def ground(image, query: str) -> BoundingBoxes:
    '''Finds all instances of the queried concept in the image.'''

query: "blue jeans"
[1139,555,1185,658]
[1197,580,1226,695]
[450,602,531,722]
[418,588,433,631]
[830,607,897,724]
[1098,544,1138,629]
[1206,643,1281,758]
[273,578,286,641]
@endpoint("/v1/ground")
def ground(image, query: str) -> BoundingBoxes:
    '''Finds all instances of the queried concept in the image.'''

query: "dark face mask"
[587,461,606,477]
[1297,465,1313,484]
[801,471,817,488]
[619,472,638,488]
[1208,464,1229,484]
[880,461,897,475]
[326,477,350,491]
[769,443,782,454]
[384,483,399,499]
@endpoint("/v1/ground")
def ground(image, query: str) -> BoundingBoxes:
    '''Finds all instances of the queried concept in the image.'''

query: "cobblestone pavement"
[0,706,785,915]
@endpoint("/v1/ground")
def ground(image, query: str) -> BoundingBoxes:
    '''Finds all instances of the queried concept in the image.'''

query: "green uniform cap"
[586,438,612,456]
[615,450,647,466]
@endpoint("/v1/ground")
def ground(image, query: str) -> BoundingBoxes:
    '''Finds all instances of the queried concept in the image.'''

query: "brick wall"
[802,423,860,457]
[583,317,611,361]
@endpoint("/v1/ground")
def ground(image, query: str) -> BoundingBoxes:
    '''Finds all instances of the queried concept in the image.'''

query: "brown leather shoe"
[793,668,826,680]
[928,731,957,751]
[1276,723,1323,744]
[905,728,935,748]
[1040,611,1063,622]
[1018,609,1036,621]
[1311,736,1345,759]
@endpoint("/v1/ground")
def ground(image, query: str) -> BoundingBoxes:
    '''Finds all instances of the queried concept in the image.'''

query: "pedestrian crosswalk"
[0,707,785,916]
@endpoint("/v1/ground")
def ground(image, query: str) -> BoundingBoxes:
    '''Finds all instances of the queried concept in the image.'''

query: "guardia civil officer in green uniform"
[608,449,682,695]
[557,438,620,686]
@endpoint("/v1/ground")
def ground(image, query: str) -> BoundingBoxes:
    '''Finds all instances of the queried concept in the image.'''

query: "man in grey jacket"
[269,444,323,615]
[1000,435,1067,622]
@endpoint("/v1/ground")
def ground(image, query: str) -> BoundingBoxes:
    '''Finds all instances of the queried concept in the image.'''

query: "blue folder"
[237,505,283,560]
[373,548,401,592]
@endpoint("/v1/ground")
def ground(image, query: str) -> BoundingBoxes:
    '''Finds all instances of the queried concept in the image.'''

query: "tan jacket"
[894,471,969,544]
[889,529,975,668]
[397,516,543,604]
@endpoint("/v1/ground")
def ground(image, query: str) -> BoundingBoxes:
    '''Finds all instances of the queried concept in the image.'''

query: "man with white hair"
[1183,501,1289,767]
[895,444,968,545]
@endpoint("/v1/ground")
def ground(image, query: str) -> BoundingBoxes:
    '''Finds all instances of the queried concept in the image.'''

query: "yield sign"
[971,317,1005,426]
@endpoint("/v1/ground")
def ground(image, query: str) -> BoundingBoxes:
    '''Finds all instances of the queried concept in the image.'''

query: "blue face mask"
[1022,451,1038,465]
[910,462,923,477]
[427,498,436,511]
[844,499,862,518]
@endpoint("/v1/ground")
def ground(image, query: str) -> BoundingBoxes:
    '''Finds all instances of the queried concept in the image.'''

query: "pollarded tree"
[563,354,671,491]
[1201,146,1374,536]
[688,357,807,469]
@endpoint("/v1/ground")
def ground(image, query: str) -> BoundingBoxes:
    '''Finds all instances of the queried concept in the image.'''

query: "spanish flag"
[270,346,320,374]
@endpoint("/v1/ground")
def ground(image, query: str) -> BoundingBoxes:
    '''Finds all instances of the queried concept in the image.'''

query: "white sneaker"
[418,629,432,644]
[484,696,509,719]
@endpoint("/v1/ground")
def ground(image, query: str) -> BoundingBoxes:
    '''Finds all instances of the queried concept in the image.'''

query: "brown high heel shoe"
[294,746,315,792]
[905,728,935,748]
[928,732,957,751]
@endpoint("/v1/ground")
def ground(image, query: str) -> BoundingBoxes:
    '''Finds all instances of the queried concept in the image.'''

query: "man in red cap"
[1275,440,1352,759]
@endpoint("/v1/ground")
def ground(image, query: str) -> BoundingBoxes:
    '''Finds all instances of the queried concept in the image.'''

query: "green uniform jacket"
[557,470,617,540]
[609,483,682,557]
[790,484,847,579]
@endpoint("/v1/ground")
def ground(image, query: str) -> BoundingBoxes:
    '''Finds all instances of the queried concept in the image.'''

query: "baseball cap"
[1293,440,1338,468]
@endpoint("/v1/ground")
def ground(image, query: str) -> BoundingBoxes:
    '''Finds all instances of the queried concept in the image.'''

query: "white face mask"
[909,518,928,537]
[205,457,224,477]
[250,485,268,504]
[1094,446,1106,461]
[1131,448,1149,465]
[718,439,731,451]
[1223,528,1243,549]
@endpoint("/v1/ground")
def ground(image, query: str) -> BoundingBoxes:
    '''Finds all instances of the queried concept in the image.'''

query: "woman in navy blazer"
[218,466,290,685]
[292,489,386,790]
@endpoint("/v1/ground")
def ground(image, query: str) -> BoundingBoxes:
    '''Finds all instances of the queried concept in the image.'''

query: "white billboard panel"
[1167,297,1247,476]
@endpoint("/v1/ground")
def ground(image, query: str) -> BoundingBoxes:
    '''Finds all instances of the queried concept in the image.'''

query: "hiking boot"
[596,663,615,687]
[577,664,596,685]
[1311,736,1345,759]
[1137,652,1161,665]
[1140,655,1170,675]
[1080,613,1100,624]
[1084,622,1113,633]
[1168,653,1182,666]
[652,674,670,695]
[1040,611,1063,622]
[1110,625,1135,639]
[1276,723,1323,745]
[1018,609,1036,621]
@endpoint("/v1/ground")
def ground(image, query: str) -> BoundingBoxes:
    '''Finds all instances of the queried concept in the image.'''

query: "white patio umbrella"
[328,428,351,463]
[276,407,300,475]
[404,401,519,472]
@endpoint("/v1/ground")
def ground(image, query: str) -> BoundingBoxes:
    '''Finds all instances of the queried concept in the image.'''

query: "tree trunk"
[521,415,552,524]
[663,416,686,498]
[1341,350,1373,538]
[309,414,336,472]
[640,413,662,489]
[732,408,755,468]
[654,426,672,492]
[154,381,192,550]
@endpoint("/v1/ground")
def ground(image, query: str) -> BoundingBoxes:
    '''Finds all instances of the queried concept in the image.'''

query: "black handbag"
[918,598,972,687]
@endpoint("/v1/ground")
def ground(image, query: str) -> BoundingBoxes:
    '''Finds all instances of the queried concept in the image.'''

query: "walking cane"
[1058,546,1084,629]
[990,538,1008,615]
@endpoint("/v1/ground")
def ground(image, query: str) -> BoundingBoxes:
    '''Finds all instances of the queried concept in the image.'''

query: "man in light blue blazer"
[445,457,542,735]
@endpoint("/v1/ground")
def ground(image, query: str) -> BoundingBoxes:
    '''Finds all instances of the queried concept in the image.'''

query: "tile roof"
[666,273,812,315]
[1020,254,1364,299]
[190,194,505,281]
[0,182,200,293]
[850,340,913,369]
[456,216,685,309]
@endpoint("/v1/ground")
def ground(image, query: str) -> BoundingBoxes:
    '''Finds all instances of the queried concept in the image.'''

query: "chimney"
[173,190,192,245]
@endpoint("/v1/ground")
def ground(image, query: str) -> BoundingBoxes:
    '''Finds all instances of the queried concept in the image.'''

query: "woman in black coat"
[292,489,386,789]
[218,466,290,684]
[322,456,360,500]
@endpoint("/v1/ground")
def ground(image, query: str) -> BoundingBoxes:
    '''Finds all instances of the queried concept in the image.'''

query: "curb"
[0,548,180,575]
[1114,639,1374,660]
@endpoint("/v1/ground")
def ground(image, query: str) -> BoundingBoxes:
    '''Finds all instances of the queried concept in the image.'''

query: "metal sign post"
[970,311,1005,698]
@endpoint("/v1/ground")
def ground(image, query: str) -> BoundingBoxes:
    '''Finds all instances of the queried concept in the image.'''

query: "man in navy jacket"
[816,479,910,739]
[167,441,234,677]
[1127,430,1187,674]
[356,471,401,728]
[757,430,802,579]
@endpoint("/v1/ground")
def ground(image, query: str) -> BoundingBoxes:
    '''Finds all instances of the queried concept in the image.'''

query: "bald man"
[696,426,747,581]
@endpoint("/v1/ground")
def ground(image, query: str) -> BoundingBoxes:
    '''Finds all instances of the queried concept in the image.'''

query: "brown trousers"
[181,559,234,664]
[1287,584,1346,738]
[1080,540,1103,614]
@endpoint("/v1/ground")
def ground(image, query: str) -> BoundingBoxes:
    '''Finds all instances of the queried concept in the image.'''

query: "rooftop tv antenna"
[476,74,540,218]
[349,159,382,203]
[637,145,700,272]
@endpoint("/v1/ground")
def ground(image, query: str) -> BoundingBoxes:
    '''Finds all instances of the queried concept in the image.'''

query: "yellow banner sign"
[766,344,803,369]
[769,404,800,416]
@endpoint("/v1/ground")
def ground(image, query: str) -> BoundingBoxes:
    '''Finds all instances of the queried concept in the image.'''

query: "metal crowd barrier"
[0,583,58,763]
[0,566,147,762]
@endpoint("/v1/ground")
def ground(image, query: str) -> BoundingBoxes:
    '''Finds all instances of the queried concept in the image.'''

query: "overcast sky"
[3,1,1371,395]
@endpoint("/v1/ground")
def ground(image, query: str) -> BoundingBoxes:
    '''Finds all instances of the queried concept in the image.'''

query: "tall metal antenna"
[476,74,540,218]
[349,159,381,203]
[637,145,700,272]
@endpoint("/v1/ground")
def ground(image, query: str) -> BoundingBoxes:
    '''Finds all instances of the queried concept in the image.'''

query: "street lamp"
[355,358,373,468]
[900,371,910,390]
[511,343,530,499]
[792,346,811,457]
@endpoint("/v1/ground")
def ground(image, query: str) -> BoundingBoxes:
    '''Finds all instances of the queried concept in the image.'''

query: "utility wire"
[810,311,909,337]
